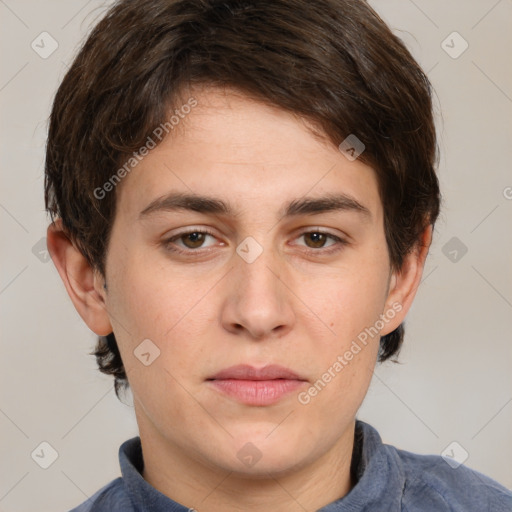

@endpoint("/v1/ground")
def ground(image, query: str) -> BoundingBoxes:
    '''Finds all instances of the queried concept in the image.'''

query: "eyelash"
[162,228,348,257]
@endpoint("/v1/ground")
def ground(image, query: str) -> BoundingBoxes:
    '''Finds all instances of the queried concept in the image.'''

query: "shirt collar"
[119,419,405,511]
[119,437,190,512]
[319,420,405,511]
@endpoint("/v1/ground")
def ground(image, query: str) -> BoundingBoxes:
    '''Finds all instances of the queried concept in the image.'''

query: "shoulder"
[390,445,512,511]
[68,477,135,512]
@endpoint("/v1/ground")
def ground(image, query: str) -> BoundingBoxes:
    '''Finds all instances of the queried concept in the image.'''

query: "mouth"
[206,364,308,406]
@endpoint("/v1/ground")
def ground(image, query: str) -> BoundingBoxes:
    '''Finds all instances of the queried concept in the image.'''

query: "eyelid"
[163,227,219,250]
[162,226,348,255]
[289,228,348,254]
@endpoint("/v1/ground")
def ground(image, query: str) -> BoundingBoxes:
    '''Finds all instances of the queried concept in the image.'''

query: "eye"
[293,230,347,254]
[162,228,219,254]
[161,228,347,256]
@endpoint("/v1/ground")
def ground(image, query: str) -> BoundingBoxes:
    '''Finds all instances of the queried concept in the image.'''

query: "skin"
[47,87,432,512]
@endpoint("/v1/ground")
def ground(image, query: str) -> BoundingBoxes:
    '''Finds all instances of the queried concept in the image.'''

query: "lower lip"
[208,379,305,406]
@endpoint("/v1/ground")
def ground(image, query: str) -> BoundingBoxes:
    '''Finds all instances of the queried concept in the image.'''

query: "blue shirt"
[70,420,512,511]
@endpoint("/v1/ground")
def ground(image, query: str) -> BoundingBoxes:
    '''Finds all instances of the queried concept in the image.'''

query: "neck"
[139,419,356,512]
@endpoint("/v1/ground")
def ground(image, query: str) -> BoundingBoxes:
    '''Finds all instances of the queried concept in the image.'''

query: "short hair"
[45,0,441,398]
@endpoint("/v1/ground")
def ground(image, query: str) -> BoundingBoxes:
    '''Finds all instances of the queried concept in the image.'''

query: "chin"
[222,449,310,479]
[216,427,313,475]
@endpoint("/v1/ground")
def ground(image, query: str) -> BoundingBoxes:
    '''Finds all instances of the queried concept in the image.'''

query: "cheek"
[298,248,389,400]
[108,253,213,384]
[309,254,390,349]
[107,248,179,339]
[298,276,384,427]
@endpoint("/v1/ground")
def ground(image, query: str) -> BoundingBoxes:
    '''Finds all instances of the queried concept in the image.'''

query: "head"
[46,0,440,478]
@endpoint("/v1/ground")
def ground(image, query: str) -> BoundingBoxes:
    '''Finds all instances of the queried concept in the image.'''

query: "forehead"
[115,87,383,225]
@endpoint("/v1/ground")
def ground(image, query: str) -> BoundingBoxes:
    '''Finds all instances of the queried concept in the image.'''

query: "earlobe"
[380,224,433,336]
[46,219,113,336]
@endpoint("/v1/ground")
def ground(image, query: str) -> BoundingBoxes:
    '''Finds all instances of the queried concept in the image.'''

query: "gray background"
[1,0,511,510]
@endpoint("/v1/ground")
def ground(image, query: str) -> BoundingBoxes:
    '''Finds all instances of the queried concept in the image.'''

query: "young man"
[45,0,512,510]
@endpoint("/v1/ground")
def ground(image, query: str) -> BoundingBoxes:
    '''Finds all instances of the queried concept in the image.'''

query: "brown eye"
[180,232,208,249]
[294,230,348,255]
[162,229,218,254]
[303,232,330,249]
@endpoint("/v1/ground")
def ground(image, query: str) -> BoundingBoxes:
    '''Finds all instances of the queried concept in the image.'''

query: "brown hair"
[45,0,441,398]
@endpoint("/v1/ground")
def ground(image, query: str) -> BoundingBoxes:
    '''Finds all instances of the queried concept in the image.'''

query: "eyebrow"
[138,192,372,222]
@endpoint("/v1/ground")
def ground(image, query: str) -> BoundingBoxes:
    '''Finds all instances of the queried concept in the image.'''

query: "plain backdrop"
[1,0,511,511]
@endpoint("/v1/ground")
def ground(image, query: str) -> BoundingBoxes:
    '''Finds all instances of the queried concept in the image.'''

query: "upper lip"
[208,364,305,381]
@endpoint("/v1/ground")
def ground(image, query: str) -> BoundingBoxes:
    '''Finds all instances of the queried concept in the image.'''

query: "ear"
[46,219,113,336]
[379,224,433,336]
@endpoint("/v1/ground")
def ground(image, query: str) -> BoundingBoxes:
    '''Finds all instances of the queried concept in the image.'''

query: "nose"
[220,240,295,340]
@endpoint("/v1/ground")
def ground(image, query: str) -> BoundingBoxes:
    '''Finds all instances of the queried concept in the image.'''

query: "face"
[96,87,401,476]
